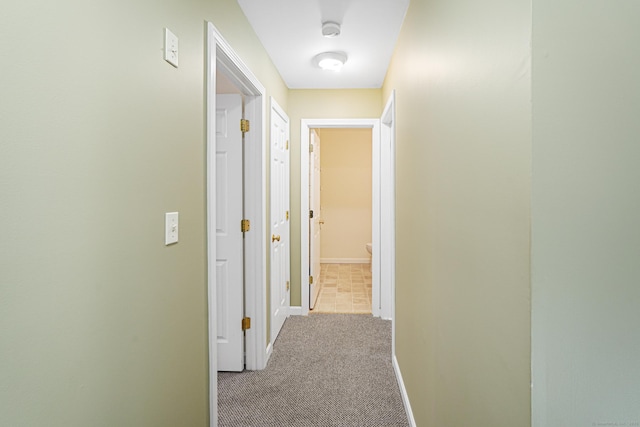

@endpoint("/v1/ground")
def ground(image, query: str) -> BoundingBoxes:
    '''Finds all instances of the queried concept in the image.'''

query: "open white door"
[216,94,245,372]
[309,130,322,309]
[270,98,290,342]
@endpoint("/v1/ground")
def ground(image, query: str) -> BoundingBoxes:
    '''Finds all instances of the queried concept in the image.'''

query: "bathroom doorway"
[309,127,373,314]
[300,118,388,318]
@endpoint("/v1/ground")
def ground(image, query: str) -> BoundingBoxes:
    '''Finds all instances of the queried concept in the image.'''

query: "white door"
[309,130,322,309]
[270,99,290,342]
[216,94,244,372]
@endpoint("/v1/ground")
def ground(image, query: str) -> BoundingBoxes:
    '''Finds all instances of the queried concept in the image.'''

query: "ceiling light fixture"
[314,52,348,72]
[322,21,341,38]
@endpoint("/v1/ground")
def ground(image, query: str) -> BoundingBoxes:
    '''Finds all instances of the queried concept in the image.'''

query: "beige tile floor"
[310,263,372,314]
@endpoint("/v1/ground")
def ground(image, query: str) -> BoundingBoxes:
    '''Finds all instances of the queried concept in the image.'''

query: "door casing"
[207,22,268,427]
[380,92,397,346]
[300,118,389,317]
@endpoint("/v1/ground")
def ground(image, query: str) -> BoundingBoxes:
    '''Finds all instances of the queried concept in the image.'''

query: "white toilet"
[365,243,372,271]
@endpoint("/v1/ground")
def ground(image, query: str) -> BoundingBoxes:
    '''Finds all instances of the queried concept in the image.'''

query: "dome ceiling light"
[314,52,348,72]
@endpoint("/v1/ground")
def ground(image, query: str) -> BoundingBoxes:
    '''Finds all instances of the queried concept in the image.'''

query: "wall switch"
[164,28,178,67]
[165,212,179,245]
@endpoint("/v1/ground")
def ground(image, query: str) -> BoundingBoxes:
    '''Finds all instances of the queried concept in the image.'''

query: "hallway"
[218,314,408,426]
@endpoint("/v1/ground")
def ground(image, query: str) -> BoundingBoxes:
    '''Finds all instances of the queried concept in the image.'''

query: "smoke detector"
[322,21,341,38]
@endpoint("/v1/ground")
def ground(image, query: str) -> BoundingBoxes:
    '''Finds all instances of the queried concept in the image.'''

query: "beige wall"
[317,128,372,261]
[0,1,286,425]
[383,0,532,425]
[288,89,382,305]
[531,1,640,425]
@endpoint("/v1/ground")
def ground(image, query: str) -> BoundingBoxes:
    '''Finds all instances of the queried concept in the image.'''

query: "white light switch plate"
[165,212,179,245]
[164,28,178,67]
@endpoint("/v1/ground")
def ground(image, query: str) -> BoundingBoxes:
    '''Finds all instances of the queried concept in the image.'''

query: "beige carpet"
[218,314,409,426]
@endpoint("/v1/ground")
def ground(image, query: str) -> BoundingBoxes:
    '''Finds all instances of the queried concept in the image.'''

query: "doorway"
[300,118,385,317]
[309,128,374,314]
[207,22,268,426]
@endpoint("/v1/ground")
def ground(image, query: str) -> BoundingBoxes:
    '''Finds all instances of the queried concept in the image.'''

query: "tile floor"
[310,263,372,314]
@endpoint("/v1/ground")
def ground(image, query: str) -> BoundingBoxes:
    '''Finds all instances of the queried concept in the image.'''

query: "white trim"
[385,91,398,347]
[393,355,417,427]
[207,21,267,426]
[289,306,303,316]
[205,23,217,427]
[380,92,396,321]
[320,258,371,264]
[300,119,381,317]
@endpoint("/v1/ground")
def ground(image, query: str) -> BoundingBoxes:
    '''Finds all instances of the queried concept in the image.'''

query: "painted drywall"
[317,128,372,261]
[531,1,640,426]
[288,89,382,306]
[382,0,532,425]
[0,0,287,425]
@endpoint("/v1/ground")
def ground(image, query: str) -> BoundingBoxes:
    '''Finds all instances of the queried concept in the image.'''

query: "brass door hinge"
[286,140,289,150]
[241,219,250,232]
[309,276,314,285]
[241,317,251,331]
[240,119,250,133]
[286,281,290,291]
[309,210,314,219]
[309,143,314,153]
[286,210,289,221]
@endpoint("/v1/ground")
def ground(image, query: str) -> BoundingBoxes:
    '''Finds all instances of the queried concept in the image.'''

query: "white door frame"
[381,92,397,341]
[299,118,385,316]
[207,22,268,426]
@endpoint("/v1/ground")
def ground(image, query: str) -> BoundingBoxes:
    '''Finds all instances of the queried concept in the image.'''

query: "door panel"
[270,102,290,342]
[216,94,244,372]
[309,130,322,309]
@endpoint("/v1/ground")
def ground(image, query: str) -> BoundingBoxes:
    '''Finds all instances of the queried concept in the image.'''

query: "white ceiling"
[237,0,410,89]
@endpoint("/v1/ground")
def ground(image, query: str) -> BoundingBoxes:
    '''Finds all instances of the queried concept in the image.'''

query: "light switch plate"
[165,212,179,245]
[164,28,178,68]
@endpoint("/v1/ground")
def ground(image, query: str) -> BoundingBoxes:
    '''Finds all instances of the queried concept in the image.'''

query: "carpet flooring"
[218,314,409,426]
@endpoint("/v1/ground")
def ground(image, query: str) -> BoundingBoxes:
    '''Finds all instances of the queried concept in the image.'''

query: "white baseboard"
[320,258,371,264]
[393,355,417,427]
[289,306,303,316]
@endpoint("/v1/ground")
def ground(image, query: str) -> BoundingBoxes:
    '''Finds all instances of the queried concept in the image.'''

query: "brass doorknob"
[272,234,281,242]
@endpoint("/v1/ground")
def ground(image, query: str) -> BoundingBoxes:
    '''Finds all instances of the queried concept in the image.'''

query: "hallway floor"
[311,263,372,314]
[218,314,409,426]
